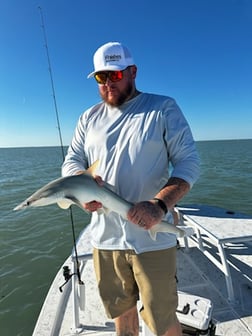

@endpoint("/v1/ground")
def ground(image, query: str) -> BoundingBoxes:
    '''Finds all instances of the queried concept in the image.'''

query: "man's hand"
[127,200,164,229]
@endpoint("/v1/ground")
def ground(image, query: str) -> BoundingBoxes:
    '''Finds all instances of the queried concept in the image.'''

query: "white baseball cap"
[87,42,135,78]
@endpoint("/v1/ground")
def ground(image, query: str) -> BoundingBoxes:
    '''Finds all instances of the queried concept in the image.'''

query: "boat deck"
[33,205,252,336]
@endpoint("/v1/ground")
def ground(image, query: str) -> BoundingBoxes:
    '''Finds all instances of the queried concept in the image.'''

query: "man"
[62,42,200,336]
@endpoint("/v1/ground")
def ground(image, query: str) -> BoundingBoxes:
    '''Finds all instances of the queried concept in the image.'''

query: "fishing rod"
[38,6,83,289]
[38,6,65,160]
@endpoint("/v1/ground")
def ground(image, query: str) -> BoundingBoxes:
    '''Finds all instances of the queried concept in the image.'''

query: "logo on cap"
[105,54,122,63]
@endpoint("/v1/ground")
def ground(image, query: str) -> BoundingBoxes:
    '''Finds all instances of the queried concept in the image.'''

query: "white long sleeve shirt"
[62,93,200,253]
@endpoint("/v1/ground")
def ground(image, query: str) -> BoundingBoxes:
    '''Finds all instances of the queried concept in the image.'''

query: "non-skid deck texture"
[58,236,252,335]
[178,204,252,242]
[178,204,252,305]
[33,206,252,336]
[177,239,252,336]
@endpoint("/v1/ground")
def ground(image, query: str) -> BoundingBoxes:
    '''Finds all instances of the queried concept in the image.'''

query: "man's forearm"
[154,177,190,210]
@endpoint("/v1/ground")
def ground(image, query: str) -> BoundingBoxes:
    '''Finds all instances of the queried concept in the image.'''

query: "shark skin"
[13,174,188,240]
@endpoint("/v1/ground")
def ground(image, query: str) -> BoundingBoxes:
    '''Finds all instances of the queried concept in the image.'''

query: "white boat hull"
[33,205,252,336]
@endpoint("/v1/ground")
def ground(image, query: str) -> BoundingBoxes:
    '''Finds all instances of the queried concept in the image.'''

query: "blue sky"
[1,0,251,147]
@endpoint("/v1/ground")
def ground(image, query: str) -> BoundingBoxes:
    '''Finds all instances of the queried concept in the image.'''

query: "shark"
[13,167,191,240]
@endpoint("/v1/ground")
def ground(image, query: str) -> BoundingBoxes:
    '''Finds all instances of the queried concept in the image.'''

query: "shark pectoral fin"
[96,208,104,215]
[57,195,83,210]
[96,206,110,216]
[85,160,100,176]
[103,206,110,215]
[57,200,73,209]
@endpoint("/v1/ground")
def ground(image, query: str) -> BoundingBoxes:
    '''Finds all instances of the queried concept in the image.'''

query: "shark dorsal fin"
[86,160,99,176]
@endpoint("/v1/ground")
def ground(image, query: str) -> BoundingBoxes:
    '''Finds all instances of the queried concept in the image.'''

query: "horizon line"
[1,138,251,149]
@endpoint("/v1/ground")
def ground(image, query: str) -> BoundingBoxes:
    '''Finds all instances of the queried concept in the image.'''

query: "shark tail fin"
[148,228,157,240]
[176,226,195,237]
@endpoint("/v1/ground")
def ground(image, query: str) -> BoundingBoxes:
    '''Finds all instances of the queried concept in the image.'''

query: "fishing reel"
[59,266,75,292]
[59,265,84,292]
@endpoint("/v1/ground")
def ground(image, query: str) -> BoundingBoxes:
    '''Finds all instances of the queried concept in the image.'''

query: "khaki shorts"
[93,247,178,335]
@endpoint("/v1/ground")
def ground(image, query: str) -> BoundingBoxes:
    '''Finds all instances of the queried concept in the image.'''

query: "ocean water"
[0,140,252,336]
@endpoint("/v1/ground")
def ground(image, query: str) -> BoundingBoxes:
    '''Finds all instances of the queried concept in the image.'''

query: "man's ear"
[131,65,137,79]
